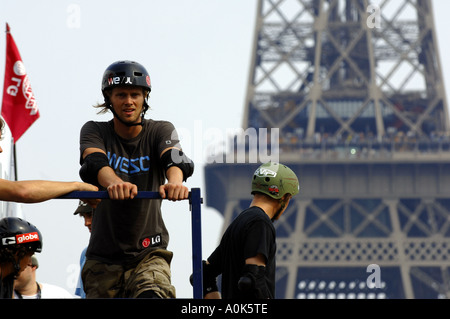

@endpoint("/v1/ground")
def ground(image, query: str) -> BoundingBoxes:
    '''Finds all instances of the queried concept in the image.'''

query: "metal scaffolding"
[205,0,450,299]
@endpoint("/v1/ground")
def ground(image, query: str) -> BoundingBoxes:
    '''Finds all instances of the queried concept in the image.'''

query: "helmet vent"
[265,177,270,182]
[134,72,143,76]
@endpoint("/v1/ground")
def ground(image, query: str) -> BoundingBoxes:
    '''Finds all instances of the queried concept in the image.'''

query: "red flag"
[1,23,39,143]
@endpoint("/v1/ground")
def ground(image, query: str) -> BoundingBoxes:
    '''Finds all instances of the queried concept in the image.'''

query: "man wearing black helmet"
[79,60,194,298]
[0,217,43,299]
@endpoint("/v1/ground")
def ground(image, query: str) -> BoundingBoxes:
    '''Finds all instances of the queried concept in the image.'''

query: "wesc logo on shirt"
[107,152,150,175]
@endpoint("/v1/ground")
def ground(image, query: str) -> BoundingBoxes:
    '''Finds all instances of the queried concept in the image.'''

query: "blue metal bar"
[58,189,204,299]
[58,191,161,199]
[189,188,203,299]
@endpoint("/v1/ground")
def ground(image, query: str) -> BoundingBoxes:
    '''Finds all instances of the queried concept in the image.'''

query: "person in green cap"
[200,162,299,299]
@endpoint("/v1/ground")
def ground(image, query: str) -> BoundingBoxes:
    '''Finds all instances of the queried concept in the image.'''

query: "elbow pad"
[79,152,109,186]
[161,149,194,181]
[202,261,219,296]
[238,264,270,299]
[189,260,219,297]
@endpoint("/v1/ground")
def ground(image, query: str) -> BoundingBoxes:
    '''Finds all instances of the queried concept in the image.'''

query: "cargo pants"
[81,249,176,298]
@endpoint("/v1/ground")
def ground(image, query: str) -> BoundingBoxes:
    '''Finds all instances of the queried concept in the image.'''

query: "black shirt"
[207,206,276,298]
[79,119,181,264]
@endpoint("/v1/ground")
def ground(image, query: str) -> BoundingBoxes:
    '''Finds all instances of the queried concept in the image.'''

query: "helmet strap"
[12,260,21,278]
[271,202,284,222]
[104,93,148,127]
[11,249,24,278]
[271,195,290,222]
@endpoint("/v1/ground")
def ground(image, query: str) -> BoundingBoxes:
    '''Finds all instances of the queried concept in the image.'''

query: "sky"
[1,0,450,299]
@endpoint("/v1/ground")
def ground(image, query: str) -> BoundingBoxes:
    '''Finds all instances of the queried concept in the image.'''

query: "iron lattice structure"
[204,0,450,298]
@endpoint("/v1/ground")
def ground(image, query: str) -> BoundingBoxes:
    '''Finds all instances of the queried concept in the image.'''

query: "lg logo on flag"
[5,61,26,97]
[6,61,38,116]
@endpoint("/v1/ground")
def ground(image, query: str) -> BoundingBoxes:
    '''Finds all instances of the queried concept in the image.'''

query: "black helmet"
[0,217,43,253]
[101,60,151,93]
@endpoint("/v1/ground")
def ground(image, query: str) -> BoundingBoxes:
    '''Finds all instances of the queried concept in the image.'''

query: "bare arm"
[204,291,222,299]
[0,179,98,203]
[245,253,266,266]
[98,165,138,200]
[158,148,189,201]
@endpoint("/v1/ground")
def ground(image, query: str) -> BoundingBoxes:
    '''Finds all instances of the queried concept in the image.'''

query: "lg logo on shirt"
[142,234,161,248]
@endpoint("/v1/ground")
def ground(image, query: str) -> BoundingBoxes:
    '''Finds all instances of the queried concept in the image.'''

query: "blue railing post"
[58,189,204,299]
[189,188,203,299]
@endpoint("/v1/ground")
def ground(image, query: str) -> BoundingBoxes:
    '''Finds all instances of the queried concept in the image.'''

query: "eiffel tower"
[204,0,450,298]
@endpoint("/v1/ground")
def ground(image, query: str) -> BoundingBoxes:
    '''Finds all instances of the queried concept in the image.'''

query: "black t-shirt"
[79,118,181,264]
[0,274,14,299]
[207,206,276,299]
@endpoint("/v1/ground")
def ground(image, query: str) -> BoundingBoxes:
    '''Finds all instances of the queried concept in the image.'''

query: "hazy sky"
[1,0,450,298]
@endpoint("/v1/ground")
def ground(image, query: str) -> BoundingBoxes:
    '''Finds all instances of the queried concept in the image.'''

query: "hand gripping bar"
[58,188,204,299]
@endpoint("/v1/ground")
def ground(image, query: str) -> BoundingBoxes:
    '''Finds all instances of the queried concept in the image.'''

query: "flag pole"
[2,22,18,181]
[13,142,17,181]
[3,23,17,181]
